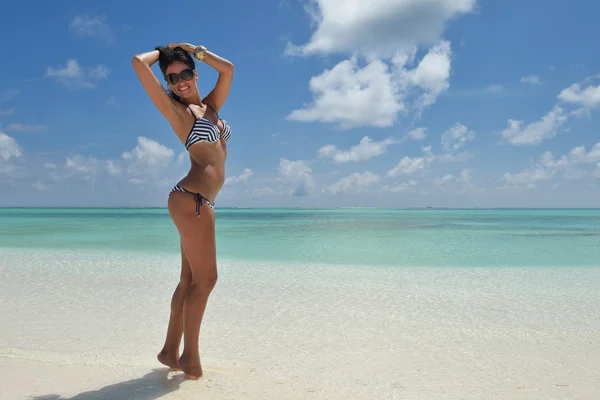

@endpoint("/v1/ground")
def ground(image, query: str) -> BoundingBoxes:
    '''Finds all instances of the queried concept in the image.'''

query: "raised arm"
[132,49,180,123]
[200,47,234,113]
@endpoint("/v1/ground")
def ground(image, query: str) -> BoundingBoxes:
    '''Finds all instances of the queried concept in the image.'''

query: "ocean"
[1,207,599,266]
[1,207,599,399]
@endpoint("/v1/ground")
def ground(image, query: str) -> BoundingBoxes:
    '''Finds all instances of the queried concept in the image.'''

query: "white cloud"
[433,168,481,193]
[0,108,15,116]
[287,41,453,128]
[386,156,427,177]
[501,142,600,188]
[386,145,434,178]
[5,123,47,133]
[536,143,600,181]
[277,159,315,196]
[0,90,19,102]
[457,169,478,191]
[32,182,48,191]
[0,132,24,180]
[382,180,417,192]
[252,187,278,197]
[407,127,427,141]
[416,123,475,163]
[285,58,403,128]
[105,160,121,176]
[284,0,476,59]
[225,168,254,185]
[499,76,600,148]
[0,132,22,161]
[65,154,101,175]
[69,14,115,44]
[121,137,174,166]
[568,143,600,164]
[593,164,600,179]
[1,136,181,196]
[441,123,475,153]
[436,151,472,163]
[501,105,568,146]
[45,59,110,89]
[89,65,110,80]
[521,75,543,85]
[382,128,477,188]
[392,41,453,116]
[558,81,600,110]
[121,137,175,184]
[326,171,380,195]
[434,174,454,187]
[176,152,188,164]
[285,0,467,129]
[501,167,554,188]
[318,136,398,163]
[3,134,599,207]
[486,84,504,93]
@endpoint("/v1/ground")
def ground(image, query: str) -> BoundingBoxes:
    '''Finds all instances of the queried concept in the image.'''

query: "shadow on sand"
[31,368,186,400]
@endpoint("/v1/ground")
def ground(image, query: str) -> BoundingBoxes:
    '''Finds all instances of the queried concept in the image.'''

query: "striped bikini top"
[184,102,232,150]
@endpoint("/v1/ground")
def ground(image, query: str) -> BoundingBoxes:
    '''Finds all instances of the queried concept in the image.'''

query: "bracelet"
[194,45,207,61]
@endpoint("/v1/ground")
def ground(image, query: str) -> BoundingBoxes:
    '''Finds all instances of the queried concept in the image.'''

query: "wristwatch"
[194,45,207,61]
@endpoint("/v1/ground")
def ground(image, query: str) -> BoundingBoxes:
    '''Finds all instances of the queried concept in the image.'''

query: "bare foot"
[157,350,180,370]
[178,353,203,380]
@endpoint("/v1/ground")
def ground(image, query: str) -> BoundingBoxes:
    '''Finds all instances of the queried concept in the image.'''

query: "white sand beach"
[1,249,599,399]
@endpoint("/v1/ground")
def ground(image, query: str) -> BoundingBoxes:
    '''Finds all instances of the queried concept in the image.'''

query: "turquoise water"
[0,207,599,266]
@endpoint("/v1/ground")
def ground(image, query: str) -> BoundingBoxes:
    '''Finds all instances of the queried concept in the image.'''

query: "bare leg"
[157,241,191,370]
[168,192,218,379]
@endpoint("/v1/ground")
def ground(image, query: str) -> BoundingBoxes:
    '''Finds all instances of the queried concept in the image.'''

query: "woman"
[132,42,234,380]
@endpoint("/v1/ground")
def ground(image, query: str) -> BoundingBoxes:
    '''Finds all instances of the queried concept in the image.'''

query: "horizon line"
[1,206,600,210]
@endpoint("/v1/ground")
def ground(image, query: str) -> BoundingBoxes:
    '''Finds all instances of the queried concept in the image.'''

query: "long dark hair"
[154,45,196,103]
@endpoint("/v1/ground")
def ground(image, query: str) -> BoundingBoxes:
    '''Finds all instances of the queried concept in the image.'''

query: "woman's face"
[165,61,198,99]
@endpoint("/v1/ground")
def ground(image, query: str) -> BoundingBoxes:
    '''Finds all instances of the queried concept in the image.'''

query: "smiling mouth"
[178,85,190,92]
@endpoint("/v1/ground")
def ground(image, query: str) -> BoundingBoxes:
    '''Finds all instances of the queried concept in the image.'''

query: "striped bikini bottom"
[170,185,214,217]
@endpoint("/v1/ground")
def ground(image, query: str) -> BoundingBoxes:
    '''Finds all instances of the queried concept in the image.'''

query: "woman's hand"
[167,42,196,53]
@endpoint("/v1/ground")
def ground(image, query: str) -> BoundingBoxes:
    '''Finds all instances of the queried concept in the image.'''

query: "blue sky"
[1,0,599,208]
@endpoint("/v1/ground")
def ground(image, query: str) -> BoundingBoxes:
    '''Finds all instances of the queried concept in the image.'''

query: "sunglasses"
[165,68,194,85]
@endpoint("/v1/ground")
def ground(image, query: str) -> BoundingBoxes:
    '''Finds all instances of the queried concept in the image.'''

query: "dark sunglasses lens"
[166,74,179,85]
[180,69,194,81]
